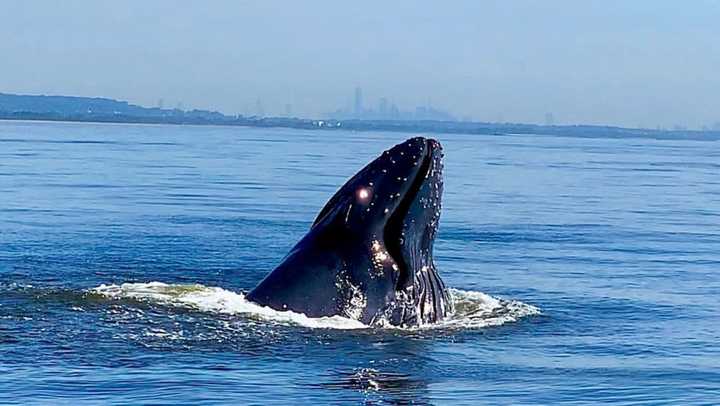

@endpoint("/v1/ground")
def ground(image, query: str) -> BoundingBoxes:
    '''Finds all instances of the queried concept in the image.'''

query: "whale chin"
[247,137,452,327]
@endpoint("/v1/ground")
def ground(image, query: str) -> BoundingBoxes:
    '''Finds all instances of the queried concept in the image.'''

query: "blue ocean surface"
[1,120,718,404]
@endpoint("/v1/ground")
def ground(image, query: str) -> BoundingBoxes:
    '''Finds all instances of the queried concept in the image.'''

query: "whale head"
[248,137,451,326]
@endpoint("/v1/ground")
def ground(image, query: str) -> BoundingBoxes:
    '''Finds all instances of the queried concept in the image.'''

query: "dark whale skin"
[247,137,451,327]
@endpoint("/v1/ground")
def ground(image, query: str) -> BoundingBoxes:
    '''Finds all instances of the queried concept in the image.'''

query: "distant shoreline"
[2,92,719,141]
[2,113,719,142]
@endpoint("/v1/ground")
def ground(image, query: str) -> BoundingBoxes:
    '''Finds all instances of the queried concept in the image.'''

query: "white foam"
[90,282,539,331]
[435,288,541,329]
[91,282,367,330]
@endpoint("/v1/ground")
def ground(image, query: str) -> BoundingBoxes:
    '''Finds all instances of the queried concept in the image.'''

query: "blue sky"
[2,0,719,128]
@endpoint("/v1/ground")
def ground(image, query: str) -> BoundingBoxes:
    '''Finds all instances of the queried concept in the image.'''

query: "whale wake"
[91,282,539,331]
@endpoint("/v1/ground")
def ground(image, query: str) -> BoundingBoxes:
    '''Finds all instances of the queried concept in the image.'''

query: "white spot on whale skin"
[345,283,367,320]
[345,204,353,223]
[335,275,368,320]
[356,187,372,204]
[371,239,389,262]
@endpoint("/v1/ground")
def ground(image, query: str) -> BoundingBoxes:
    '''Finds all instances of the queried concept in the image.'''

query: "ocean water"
[1,120,718,405]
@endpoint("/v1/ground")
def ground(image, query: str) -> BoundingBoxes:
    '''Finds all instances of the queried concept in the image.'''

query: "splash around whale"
[91,282,540,331]
[247,137,452,327]
[90,136,541,331]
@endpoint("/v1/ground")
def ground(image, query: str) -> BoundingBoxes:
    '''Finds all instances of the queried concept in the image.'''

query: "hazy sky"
[2,0,719,128]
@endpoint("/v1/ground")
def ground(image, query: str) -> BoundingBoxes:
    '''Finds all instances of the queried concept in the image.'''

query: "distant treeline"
[0,92,228,120]
[1,92,719,141]
[0,110,321,129]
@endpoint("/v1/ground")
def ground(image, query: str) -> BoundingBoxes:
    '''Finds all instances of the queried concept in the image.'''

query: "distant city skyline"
[3,90,720,135]
[1,1,719,129]
[326,87,456,121]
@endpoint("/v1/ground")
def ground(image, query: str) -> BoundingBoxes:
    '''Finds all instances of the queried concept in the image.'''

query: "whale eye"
[356,187,372,204]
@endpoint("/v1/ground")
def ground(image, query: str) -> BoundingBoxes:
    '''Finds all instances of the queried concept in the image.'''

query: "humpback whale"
[247,137,452,327]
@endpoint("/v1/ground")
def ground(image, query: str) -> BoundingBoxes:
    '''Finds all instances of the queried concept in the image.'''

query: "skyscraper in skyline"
[379,97,388,117]
[354,87,363,117]
[545,112,555,126]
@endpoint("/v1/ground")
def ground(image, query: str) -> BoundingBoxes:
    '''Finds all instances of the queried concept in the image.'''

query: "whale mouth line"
[384,140,434,290]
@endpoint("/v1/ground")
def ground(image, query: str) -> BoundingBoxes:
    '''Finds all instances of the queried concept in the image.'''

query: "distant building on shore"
[327,88,455,121]
[545,112,555,126]
[353,87,363,116]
